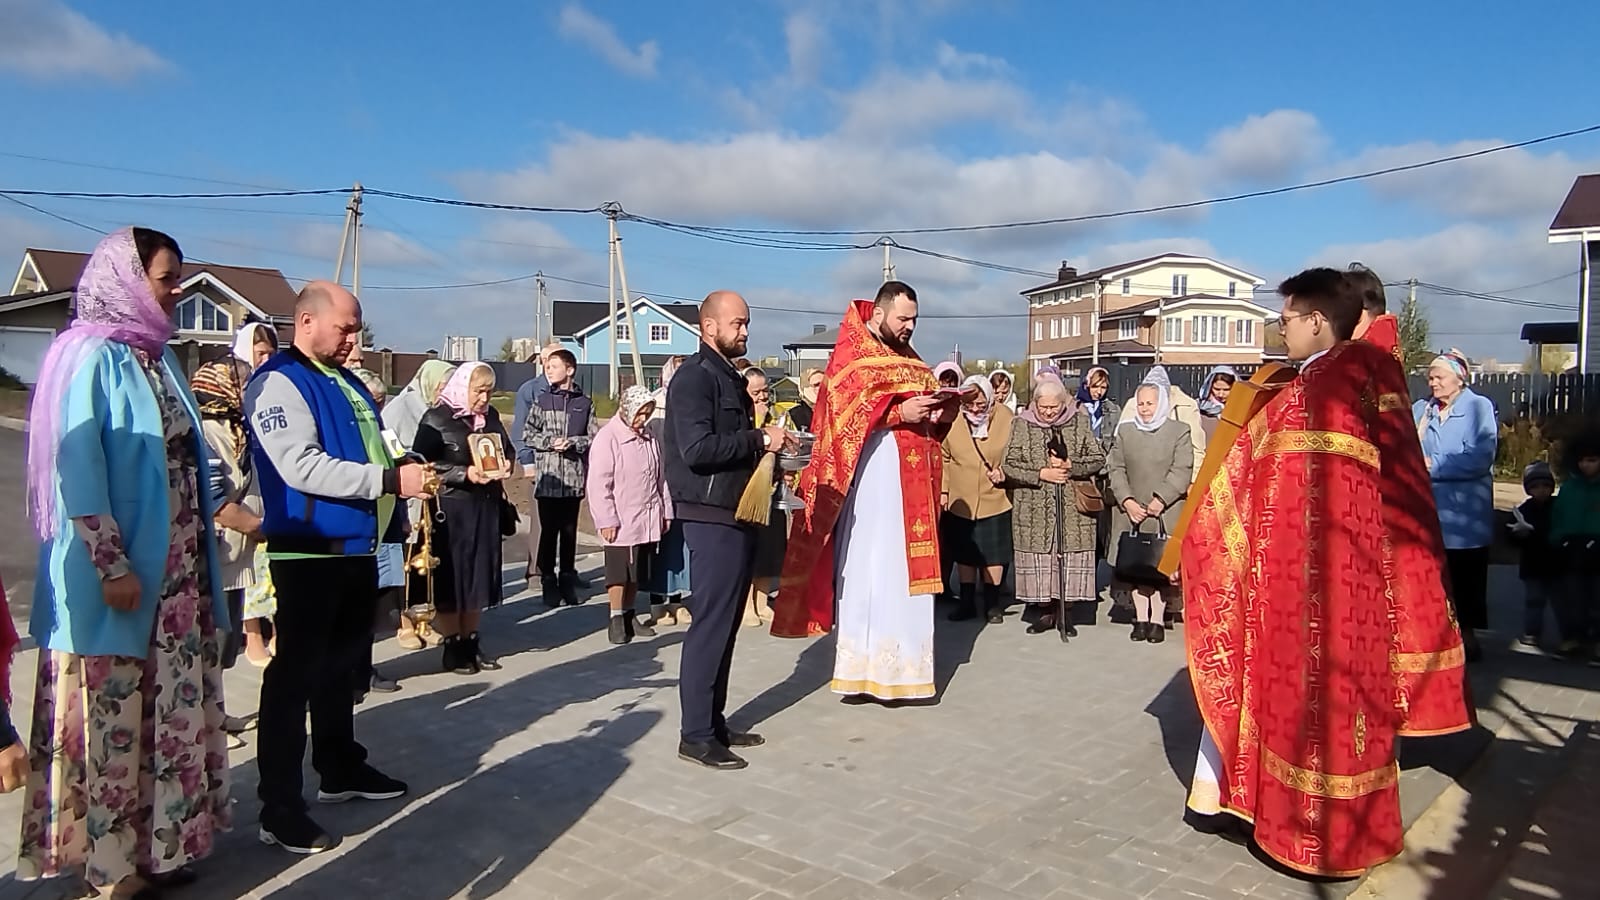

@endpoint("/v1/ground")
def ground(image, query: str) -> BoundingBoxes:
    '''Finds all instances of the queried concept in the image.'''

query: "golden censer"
[404,463,445,640]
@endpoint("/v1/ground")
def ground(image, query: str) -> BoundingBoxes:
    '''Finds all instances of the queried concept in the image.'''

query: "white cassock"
[830,429,936,700]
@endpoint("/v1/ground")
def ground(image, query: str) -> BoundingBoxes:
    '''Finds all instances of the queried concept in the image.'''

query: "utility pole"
[1155,293,1166,364]
[332,182,364,295]
[882,238,896,283]
[1091,283,1102,365]
[534,271,547,348]
[602,202,645,395]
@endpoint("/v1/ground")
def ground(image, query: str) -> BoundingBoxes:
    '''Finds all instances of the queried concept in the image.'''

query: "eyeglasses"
[1273,311,1317,328]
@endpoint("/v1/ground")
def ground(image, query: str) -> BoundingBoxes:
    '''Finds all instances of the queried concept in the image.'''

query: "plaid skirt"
[945,511,1013,568]
[1015,549,1096,604]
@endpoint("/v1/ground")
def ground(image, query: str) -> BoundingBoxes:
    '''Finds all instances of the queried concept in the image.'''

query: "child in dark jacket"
[1549,441,1600,661]
[1508,461,1558,646]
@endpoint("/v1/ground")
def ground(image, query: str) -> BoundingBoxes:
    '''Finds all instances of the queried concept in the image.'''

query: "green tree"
[360,322,377,348]
[1524,344,1572,375]
[1397,287,1432,372]
[497,337,518,361]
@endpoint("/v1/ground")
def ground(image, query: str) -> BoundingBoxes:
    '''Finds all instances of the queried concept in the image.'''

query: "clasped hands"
[1123,496,1165,524]
[1038,453,1072,484]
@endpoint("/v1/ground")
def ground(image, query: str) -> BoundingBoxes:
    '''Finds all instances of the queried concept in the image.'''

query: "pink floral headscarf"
[28,229,179,538]
[435,361,494,430]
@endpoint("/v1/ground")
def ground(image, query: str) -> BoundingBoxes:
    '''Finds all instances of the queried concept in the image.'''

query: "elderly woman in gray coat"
[1003,377,1105,638]
[1106,367,1193,644]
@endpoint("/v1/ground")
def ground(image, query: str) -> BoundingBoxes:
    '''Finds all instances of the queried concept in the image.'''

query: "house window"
[1048,318,1058,339]
[1228,281,1238,298]
[1071,316,1082,337]
[1234,319,1255,344]
[1191,315,1227,344]
[649,323,671,343]
[615,323,631,342]
[1034,321,1042,342]
[1121,277,1131,295]
[1171,274,1189,296]
[175,294,232,333]
[1163,317,1183,344]
[1073,286,1083,299]
[1118,319,1137,340]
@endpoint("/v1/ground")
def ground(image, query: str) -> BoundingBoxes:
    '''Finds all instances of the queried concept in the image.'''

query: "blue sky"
[2,0,1598,364]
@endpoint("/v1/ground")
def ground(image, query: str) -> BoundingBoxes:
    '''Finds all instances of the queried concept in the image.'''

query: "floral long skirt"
[18,480,231,885]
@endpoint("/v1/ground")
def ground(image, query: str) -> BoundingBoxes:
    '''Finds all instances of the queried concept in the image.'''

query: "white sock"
[610,609,625,618]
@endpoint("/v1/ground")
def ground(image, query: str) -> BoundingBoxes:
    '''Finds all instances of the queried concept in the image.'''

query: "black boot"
[1061,601,1079,637]
[948,583,978,621]
[1147,624,1166,644]
[468,632,501,671]
[541,576,560,608]
[628,610,656,638]
[559,572,581,606]
[441,634,476,675]
[607,614,630,645]
[982,583,1004,625]
[1131,622,1149,642]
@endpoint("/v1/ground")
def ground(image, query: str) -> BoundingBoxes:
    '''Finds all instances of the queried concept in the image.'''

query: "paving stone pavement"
[0,562,1591,900]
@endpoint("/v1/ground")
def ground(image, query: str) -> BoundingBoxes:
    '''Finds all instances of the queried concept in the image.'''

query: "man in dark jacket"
[663,290,791,769]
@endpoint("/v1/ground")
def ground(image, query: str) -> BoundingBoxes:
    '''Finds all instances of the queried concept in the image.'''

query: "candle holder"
[776,431,815,510]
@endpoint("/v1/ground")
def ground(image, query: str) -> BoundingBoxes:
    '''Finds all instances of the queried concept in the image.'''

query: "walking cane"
[1048,429,1071,644]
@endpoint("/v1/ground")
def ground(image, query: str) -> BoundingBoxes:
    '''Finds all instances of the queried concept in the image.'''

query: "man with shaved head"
[245,281,432,852]
[662,290,792,769]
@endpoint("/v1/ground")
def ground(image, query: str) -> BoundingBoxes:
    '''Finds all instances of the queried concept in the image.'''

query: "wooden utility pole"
[333,182,364,295]
[601,203,645,395]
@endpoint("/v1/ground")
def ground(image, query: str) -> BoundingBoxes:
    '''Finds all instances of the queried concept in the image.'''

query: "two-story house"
[0,247,298,383]
[553,295,701,389]
[1021,253,1271,375]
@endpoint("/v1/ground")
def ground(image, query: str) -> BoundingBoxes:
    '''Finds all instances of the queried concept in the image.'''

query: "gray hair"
[1034,379,1069,402]
[352,367,386,401]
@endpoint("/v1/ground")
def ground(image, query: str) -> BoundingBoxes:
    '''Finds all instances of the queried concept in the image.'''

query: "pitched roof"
[1098,293,1273,322]
[551,298,698,337]
[23,249,299,318]
[783,326,839,348]
[1055,340,1156,360]
[1019,254,1263,296]
[1550,174,1600,233]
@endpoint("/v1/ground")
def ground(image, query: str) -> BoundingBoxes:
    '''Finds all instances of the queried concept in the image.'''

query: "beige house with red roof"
[0,248,298,383]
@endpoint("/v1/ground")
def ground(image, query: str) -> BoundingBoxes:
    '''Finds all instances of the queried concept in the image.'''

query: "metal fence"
[1085,364,1600,424]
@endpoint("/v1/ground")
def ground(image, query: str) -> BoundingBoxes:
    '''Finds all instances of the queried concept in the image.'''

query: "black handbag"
[497,487,520,538]
[1114,525,1170,587]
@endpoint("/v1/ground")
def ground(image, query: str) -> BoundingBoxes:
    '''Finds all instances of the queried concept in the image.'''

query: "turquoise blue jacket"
[1414,388,1498,550]
[31,343,227,659]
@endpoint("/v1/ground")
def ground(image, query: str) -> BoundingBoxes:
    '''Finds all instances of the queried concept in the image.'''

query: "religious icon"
[469,433,508,479]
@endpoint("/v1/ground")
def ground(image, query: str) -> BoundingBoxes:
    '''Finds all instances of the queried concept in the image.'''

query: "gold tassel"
[735,451,777,526]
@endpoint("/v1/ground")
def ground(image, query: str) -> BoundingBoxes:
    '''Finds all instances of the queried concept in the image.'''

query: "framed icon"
[469,433,508,479]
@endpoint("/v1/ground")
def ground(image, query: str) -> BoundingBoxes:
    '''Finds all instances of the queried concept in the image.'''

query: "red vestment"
[1361,313,1402,363]
[1181,340,1472,878]
[772,300,946,638]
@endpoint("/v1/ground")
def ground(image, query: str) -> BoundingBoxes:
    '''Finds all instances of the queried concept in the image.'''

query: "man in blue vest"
[245,281,431,854]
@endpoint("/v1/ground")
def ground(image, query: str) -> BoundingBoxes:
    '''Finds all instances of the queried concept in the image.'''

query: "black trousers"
[258,556,377,814]
[536,496,582,578]
[1445,546,1490,632]
[679,520,756,744]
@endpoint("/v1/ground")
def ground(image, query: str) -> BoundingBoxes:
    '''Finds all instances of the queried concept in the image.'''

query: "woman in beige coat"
[941,375,1015,624]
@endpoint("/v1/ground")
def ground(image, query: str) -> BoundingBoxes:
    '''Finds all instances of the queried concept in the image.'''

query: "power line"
[1,187,348,200]
[0,152,289,191]
[0,193,106,235]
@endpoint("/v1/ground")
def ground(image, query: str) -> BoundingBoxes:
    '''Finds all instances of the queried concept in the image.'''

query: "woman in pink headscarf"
[413,361,517,675]
[19,228,232,897]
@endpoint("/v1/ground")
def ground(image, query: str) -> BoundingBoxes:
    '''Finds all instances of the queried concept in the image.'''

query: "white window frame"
[1228,281,1238,298]
[1121,277,1131,295]
[1234,319,1255,344]
[1191,314,1227,345]
[1049,318,1059,339]
[648,323,671,344]
[1163,317,1183,344]
[1118,319,1137,340]
[175,294,233,334]
[1033,320,1042,342]
[1171,274,1189,297]
[615,323,632,342]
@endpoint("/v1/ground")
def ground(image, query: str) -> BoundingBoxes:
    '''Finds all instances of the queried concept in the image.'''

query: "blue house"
[553,296,701,389]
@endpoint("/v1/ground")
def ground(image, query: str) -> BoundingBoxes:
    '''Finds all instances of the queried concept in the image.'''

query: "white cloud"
[785,13,827,83]
[557,3,660,78]
[287,223,441,271]
[0,0,169,81]
[1203,110,1327,182]
[0,212,74,285]
[1329,139,1598,222]
[836,69,1029,137]
[934,41,1008,74]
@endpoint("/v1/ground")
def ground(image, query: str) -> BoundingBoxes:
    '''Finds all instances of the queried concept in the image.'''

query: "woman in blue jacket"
[1414,349,1498,662]
[18,229,231,897]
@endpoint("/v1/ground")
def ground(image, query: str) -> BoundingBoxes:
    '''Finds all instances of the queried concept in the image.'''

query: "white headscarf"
[961,374,996,439]
[989,367,1018,412]
[231,321,277,366]
[1132,366,1174,433]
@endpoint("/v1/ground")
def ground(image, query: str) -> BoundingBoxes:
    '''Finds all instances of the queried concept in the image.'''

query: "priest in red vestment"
[1181,267,1472,878]
[1348,261,1403,361]
[772,281,957,702]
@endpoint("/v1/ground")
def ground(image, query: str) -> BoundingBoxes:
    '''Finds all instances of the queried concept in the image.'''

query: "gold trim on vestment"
[1392,645,1466,673]
[1262,747,1398,799]
[1377,392,1406,412]
[1255,430,1380,469]
[830,678,936,699]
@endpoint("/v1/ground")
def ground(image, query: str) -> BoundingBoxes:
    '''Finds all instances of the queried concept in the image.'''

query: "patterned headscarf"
[619,385,656,431]
[436,361,494,430]
[28,229,181,539]
[191,357,253,463]
[1429,348,1471,384]
[1131,365,1174,433]
[961,374,996,439]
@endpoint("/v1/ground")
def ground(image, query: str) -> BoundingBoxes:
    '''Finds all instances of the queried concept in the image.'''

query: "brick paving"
[0,561,1593,899]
